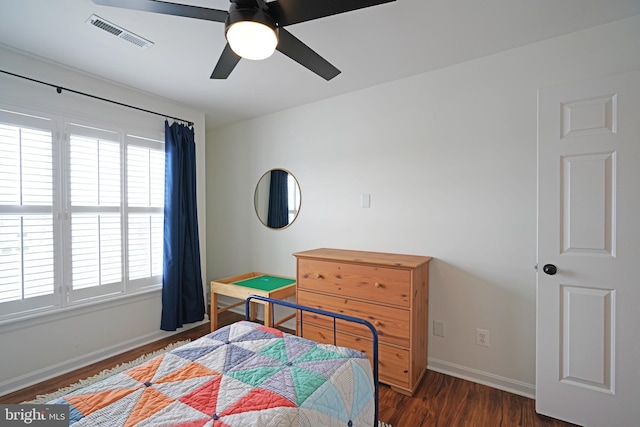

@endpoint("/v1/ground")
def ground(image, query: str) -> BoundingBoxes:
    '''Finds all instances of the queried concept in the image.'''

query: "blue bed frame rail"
[245,295,380,427]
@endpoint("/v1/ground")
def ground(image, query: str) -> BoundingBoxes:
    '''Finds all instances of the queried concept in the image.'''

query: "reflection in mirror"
[254,169,301,229]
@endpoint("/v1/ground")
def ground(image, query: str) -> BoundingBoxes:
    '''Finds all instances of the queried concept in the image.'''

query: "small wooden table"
[210,272,296,332]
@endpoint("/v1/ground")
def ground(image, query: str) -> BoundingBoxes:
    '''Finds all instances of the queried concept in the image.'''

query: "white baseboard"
[0,319,208,397]
[427,357,535,399]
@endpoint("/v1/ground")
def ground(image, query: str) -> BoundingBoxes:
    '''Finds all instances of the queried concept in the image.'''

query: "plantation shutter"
[0,108,165,321]
[67,124,123,302]
[126,136,164,289]
[0,110,58,315]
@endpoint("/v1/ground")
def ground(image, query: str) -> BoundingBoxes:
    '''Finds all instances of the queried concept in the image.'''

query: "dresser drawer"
[297,259,411,308]
[301,323,409,388]
[298,289,410,347]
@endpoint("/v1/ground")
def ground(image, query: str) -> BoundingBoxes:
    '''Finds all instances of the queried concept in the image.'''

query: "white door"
[537,70,640,426]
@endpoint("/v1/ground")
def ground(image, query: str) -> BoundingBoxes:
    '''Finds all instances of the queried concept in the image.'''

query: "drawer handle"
[374,320,382,327]
[315,273,324,279]
[374,282,384,289]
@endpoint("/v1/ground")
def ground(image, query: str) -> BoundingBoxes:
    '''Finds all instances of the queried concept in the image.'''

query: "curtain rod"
[0,69,194,127]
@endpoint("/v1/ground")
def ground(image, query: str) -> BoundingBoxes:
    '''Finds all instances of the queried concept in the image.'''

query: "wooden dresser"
[294,248,432,396]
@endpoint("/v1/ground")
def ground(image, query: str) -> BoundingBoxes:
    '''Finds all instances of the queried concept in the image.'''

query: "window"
[125,137,165,288]
[0,110,57,317]
[0,108,165,322]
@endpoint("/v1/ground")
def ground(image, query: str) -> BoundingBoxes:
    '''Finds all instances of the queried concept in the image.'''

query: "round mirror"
[254,169,301,229]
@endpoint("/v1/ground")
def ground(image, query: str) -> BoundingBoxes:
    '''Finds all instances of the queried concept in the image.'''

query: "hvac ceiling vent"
[86,14,153,49]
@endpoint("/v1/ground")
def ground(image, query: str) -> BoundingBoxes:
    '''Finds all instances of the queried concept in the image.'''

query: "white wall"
[206,15,640,397]
[0,46,207,395]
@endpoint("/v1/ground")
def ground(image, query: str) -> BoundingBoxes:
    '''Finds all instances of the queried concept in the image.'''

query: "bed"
[49,296,380,426]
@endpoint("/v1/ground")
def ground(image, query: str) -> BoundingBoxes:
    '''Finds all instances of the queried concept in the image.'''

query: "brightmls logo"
[1,405,68,426]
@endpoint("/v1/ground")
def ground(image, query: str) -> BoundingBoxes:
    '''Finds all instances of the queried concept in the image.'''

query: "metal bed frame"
[245,295,380,427]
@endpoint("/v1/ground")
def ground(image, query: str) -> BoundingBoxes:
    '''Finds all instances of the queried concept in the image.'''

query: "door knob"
[543,264,557,275]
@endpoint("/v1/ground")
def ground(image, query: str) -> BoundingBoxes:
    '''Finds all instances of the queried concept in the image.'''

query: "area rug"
[24,340,190,404]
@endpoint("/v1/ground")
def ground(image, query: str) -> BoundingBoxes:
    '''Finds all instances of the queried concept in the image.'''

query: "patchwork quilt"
[49,321,375,426]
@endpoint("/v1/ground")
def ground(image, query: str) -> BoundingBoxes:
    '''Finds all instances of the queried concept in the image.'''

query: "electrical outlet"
[433,320,445,337]
[476,328,490,347]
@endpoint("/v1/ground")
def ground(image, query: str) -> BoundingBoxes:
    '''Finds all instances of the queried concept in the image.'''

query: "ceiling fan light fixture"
[226,7,278,61]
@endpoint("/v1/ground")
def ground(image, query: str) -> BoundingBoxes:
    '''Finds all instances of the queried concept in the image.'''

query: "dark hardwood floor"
[1,312,577,427]
[378,369,578,427]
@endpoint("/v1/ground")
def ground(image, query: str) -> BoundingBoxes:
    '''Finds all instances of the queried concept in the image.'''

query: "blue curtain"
[161,121,204,331]
[267,169,289,228]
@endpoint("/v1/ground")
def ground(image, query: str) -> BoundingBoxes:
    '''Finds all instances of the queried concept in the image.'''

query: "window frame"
[0,105,165,323]
[124,133,165,293]
[0,107,61,318]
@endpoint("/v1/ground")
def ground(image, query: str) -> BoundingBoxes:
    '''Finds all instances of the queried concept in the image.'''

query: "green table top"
[232,275,295,292]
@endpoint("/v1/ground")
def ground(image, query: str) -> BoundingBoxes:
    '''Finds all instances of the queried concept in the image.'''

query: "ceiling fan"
[91,0,396,80]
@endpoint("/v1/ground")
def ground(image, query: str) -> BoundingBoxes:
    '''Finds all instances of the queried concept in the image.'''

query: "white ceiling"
[1,0,639,128]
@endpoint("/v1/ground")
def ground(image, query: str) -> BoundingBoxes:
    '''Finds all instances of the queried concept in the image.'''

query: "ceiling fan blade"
[234,0,261,8]
[276,28,340,80]
[268,0,395,27]
[91,0,228,23]
[210,44,242,79]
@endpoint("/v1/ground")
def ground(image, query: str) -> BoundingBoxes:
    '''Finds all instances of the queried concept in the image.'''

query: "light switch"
[361,194,371,208]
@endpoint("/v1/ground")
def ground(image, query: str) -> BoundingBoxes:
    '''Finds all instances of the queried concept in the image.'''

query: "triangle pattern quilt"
[50,321,374,426]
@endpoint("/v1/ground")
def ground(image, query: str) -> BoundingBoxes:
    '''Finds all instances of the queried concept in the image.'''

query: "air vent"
[86,14,153,49]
